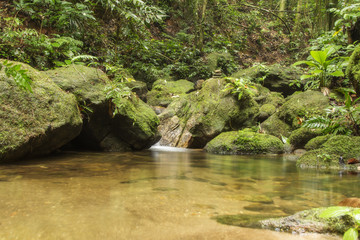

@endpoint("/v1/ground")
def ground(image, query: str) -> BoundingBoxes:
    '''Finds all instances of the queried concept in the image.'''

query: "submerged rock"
[204,129,284,155]
[159,78,259,148]
[0,60,82,161]
[45,65,160,151]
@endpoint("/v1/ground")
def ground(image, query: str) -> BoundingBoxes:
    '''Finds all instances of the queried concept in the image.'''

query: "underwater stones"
[46,65,160,151]
[159,78,259,148]
[146,79,194,107]
[205,129,284,155]
[338,198,360,208]
[0,60,82,161]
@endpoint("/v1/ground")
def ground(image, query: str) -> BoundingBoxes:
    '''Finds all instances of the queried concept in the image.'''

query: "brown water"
[0,147,356,240]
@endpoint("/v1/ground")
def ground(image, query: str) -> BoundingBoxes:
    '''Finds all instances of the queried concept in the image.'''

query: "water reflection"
[0,149,355,239]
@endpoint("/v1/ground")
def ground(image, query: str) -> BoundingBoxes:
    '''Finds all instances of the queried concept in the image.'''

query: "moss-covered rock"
[232,64,302,96]
[297,135,360,169]
[125,80,148,101]
[0,60,82,161]
[257,103,276,122]
[159,78,259,148]
[346,45,360,97]
[146,79,194,107]
[305,135,333,150]
[260,114,292,138]
[260,208,355,234]
[45,65,160,151]
[278,91,330,128]
[288,128,323,149]
[204,129,284,154]
[261,91,330,138]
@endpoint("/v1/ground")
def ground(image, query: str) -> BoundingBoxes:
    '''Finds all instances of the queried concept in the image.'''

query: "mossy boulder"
[0,60,82,161]
[159,78,259,148]
[45,65,160,151]
[205,129,284,154]
[346,45,360,97]
[288,128,323,149]
[232,64,302,96]
[125,80,148,101]
[260,208,355,234]
[257,104,276,122]
[297,135,360,169]
[146,79,194,107]
[261,91,330,137]
[305,135,333,150]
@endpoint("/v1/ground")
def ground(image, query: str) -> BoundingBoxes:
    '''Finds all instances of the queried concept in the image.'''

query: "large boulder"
[159,77,259,148]
[146,79,194,107]
[261,91,330,137]
[0,60,82,161]
[232,64,302,96]
[204,129,284,154]
[45,65,160,151]
[297,135,360,169]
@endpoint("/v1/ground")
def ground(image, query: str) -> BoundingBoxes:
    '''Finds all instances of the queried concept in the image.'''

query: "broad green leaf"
[311,50,327,65]
[330,70,345,77]
[293,60,318,67]
[343,228,358,240]
[312,69,323,75]
[334,19,344,27]
[320,206,352,218]
[300,74,315,80]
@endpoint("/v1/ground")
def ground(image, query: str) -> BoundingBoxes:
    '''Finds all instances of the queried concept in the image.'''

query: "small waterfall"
[149,141,189,152]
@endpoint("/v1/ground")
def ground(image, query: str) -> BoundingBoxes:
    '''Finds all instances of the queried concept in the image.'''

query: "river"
[0,146,356,240]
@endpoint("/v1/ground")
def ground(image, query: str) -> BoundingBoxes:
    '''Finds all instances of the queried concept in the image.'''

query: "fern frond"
[303,116,331,129]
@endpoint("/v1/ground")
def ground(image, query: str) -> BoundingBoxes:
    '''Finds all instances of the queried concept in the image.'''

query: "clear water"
[0,147,355,240]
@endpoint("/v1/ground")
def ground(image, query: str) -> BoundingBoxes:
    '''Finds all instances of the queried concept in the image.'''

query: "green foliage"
[223,77,256,101]
[104,78,134,117]
[293,47,345,90]
[303,91,360,136]
[320,207,360,240]
[331,3,360,34]
[0,60,32,92]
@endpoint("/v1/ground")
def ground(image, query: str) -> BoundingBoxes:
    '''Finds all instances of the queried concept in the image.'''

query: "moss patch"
[0,60,82,161]
[305,135,332,150]
[297,135,360,169]
[204,129,284,154]
[146,79,194,106]
[288,128,322,149]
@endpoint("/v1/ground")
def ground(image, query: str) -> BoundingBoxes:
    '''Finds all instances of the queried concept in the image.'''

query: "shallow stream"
[0,147,357,239]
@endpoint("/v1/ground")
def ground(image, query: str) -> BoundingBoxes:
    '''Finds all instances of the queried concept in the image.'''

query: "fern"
[303,116,331,129]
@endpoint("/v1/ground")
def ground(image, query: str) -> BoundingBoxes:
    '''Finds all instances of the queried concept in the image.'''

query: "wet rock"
[205,128,284,155]
[45,65,160,151]
[0,60,82,162]
[288,128,322,149]
[260,208,354,235]
[159,78,259,148]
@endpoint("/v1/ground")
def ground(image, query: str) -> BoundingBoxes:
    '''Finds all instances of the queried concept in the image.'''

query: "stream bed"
[0,147,356,240]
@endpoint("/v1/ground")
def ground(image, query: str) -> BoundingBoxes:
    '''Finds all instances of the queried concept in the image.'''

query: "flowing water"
[0,147,357,240]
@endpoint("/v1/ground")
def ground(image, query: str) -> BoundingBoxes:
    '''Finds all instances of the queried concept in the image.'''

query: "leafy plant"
[223,77,256,100]
[303,91,360,136]
[0,60,32,92]
[293,47,345,90]
[320,206,360,240]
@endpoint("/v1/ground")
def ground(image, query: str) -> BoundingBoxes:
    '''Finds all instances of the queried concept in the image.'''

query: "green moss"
[288,128,322,149]
[146,79,194,106]
[346,45,360,96]
[260,114,292,138]
[260,208,355,234]
[205,129,284,155]
[297,135,360,169]
[305,135,332,150]
[0,60,82,161]
[278,91,330,128]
